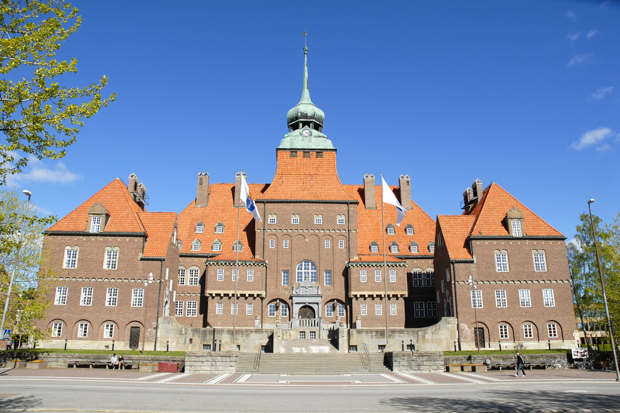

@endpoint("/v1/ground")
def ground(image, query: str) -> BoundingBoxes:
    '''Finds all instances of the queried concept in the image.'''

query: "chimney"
[462,187,473,211]
[128,173,138,193]
[137,183,147,201]
[471,179,483,206]
[235,172,246,207]
[127,173,147,210]
[399,175,412,210]
[195,172,210,207]
[363,174,376,209]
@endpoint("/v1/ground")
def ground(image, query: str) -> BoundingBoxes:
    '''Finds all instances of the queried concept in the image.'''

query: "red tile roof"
[349,255,406,263]
[48,178,145,233]
[344,184,436,257]
[436,215,476,260]
[138,212,177,258]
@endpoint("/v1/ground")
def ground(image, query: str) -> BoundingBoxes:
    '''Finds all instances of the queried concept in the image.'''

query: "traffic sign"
[2,329,10,340]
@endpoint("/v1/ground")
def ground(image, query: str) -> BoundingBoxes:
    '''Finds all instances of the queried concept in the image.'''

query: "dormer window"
[178,240,183,251]
[386,224,395,235]
[191,239,201,252]
[87,202,108,233]
[212,240,222,252]
[504,207,525,237]
[511,220,522,237]
[195,222,204,233]
[389,241,399,253]
[428,242,435,253]
[214,222,224,233]
[91,216,101,233]
[370,241,379,253]
[409,242,418,253]
[233,241,243,252]
[405,224,414,235]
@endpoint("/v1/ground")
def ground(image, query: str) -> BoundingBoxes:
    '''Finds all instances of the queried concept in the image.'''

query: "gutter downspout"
[452,261,461,351]
[262,202,267,329]
[347,202,352,328]
[154,259,164,351]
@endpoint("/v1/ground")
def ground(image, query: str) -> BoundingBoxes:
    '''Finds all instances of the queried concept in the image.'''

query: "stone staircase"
[236,352,391,374]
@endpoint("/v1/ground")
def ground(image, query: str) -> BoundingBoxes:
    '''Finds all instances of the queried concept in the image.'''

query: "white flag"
[240,174,262,222]
[382,177,406,226]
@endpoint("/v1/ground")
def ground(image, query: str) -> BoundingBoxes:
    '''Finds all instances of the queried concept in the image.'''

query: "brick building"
[39,48,575,352]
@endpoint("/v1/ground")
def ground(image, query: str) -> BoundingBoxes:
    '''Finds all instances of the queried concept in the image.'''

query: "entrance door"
[298,305,315,319]
[474,327,485,348]
[129,327,140,349]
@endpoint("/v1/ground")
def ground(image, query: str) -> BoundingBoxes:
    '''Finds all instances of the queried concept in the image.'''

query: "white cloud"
[595,143,611,153]
[32,203,53,216]
[566,238,582,252]
[566,10,576,20]
[568,53,594,66]
[5,155,82,187]
[589,86,614,101]
[571,127,613,150]
[567,32,581,41]
[586,29,600,39]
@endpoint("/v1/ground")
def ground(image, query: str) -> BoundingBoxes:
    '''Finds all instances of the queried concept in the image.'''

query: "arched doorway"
[298,305,315,319]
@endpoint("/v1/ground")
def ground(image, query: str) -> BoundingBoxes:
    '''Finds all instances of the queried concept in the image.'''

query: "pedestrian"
[110,354,119,370]
[515,352,526,377]
[118,355,125,369]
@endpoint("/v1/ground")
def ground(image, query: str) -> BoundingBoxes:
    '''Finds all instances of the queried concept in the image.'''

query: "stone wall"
[1,352,185,369]
[444,352,569,367]
[389,351,444,373]
[185,351,238,373]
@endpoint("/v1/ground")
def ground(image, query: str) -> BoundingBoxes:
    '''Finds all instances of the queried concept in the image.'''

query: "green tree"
[0,0,115,183]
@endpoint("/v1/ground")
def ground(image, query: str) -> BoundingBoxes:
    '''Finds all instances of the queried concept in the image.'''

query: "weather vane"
[302,30,307,47]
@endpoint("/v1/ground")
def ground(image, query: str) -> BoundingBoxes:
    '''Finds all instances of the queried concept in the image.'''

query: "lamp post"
[587,199,620,382]
[468,275,480,353]
[0,190,32,340]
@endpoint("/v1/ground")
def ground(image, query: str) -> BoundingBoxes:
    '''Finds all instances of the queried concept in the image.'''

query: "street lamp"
[587,199,620,382]
[468,275,480,353]
[0,190,33,345]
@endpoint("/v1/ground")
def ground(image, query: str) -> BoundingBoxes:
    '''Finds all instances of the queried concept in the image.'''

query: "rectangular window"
[429,245,435,253]
[324,271,332,286]
[519,289,531,307]
[389,270,396,283]
[425,272,435,287]
[360,270,367,283]
[512,220,522,237]
[268,304,276,317]
[370,245,379,253]
[178,268,186,285]
[231,303,238,315]
[216,302,223,314]
[281,303,288,317]
[104,249,119,270]
[104,323,114,339]
[283,239,289,249]
[187,301,198,317]
[309,331,316,339]
[325,239,330,249]
[339,239,345,249]
[315,216,322,225]
[191,241,201,251]
[387,226,395,235]
[106,288,118,306]
[268,216,276,224]
[523,324,533,339]
[291,215,299,225]
[269,239,275,248]
[64,248,78,268]
[215,225,224,233]
[360,303,367,316]
[390,245,398,253]
[212,242,221,252]
[495,252,509,272]
[91,216,101,233]
[232,269,238,281]
[375,270,381,282]
[52,322,63,337]
[547,323,558,338]
[426,302,437,318]
[175,300,184,317]
[471,290,483,308]
[246,303,253,315]
[325,304,333,317]
[299,331,305,339]
[410,244,419,253]
[495,289,507,308]
[534,252,547,272]
[247,269,254,282]
[375,303,382,315]
[543,289,555,307]
[338,304,345,317]
[78,323,88,338]
[282,270,289,286]
[131,288,144,307]
[217,268,224,281]
[413,272,423,287]
[390,303,397,316]
[414,302,425,318]
[80,287,93,306]
[195,224,204,233]
[337,217,345,225]
[499,324,509,339]
[189,268,199,285]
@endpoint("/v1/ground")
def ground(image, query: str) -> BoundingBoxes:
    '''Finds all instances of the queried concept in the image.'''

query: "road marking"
[278,380,288,383]
[234,374,252,383]
[444,373,485,384]
[380,374,406,383]
[154,373,186,383]
[459,372,503,382]
[204,373,231,385]
[396,373,437,385]
[563,390,591,393]
[135,373,171,381]
[352,380,362,383]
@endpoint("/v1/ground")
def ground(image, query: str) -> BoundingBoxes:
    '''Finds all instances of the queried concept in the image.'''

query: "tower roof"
[286,47,325,132]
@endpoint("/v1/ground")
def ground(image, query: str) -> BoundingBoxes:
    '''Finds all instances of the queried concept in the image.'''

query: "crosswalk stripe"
[136,372,171,381]
[396,373,437,385]
[204,373,231,385]
[443,373,485,384]
[461,373,503,382]
[380,373,406,383]
[234,374,251,383]
[155,373,187,383]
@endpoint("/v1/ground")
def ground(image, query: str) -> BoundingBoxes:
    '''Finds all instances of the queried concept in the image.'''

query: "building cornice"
[346,261,408,268]
[258,228,357,233]
[204,260,267,267]
[255,199,359,204]
[469,235,566,241]
[455,279,571,285]
[44,231,146,237]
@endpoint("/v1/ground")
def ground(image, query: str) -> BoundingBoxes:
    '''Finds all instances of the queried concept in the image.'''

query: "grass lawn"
[444,349,569,356]
[14,348,185,357]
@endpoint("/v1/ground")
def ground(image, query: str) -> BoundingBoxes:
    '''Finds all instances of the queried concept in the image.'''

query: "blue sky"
[5,0,619,240]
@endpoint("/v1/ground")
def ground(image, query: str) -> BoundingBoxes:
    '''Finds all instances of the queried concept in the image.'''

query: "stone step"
[235,352,391,374]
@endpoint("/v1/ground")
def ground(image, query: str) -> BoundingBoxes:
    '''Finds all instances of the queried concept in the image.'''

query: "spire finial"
[300,40,311,103]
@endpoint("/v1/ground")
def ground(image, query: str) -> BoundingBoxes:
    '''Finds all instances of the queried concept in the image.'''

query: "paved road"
[1,369,619,412]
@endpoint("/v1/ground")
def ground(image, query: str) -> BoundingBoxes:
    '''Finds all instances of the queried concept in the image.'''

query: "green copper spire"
[299,47,312,104]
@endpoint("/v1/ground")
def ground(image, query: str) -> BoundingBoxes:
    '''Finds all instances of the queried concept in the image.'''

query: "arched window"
[195,221,204,233]
[389,241,399,253]
[212,239,222,252]
[369,241,379,253]
[296,260,317,283]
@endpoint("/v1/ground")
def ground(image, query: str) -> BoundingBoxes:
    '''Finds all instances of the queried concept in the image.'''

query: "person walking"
[515,352,526,377]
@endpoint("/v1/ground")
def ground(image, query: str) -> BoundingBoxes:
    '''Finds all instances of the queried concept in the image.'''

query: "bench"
[68,360,134,369]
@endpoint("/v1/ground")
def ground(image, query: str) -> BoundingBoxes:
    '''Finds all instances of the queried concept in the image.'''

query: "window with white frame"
[232,241,243,252]
[268,214,277,224]
[360,270,367,283]
[425,270,435,287]
[80,287,93,306]
[427,302,437,317]
[215,223,224,233]
[428,242,435,253]
[268,303,276,317]
[212,240,222,252]
[410,242,419,253]
[325,239,331,249]
[178,268,186,285]
[315,215,323,225]
[291,214,300,225]
[495,289,507,308]
[405,224,414,235]
[360,303,367,315]
[281,303,289,317]
[282,270,289,286]
[390,303,397,316]
[52,322,63,337]
[131,288,144,307]
[519,289,531,307]
[191,239,201,251]
[189,268,199,285]
[533,250,547,272]
[370,242,379,253]
[386,224,395,235]
[324,271,332,286]
[547,323,558,338]
[511,220,522,237]
[90,216,101,233]
[187,301,198,317]
[499,324,509,339]
[389,242,399,253]
[104,323,115,338]
[375,270,381,282]
[338,304,345,317]
[269,239,275,248]
[217,268,224,281]
[339,239,345,249]
[175,300,184,316]
[246,302,253,315]
[471,290,483,308]
[247,268,254,282]
[375,303,382,315]
[232,269,238,282]
[325,304,333,317]
[413,271,423,287]
[296,260,317,283]
[231,303,238,315]
[64,247,79,268]
[216,302,223,314]
[389,270,396,282]
[523,324,533,339]
[337,215,345,225]
[283,239,289,249]
[106,288,118,306]
[195,222,204,233]
[543,289,555,307]
[55,286,68,305]
[495,250,509,272]
[104,248,119,270]
[77,322,89,338]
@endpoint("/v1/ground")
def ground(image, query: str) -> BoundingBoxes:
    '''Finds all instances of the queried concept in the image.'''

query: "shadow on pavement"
[381,390,620,412]
[0,394,42,411]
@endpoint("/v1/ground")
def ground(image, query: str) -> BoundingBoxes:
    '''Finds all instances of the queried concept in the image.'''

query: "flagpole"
[380,173,389,346]
[233,171,242,351]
